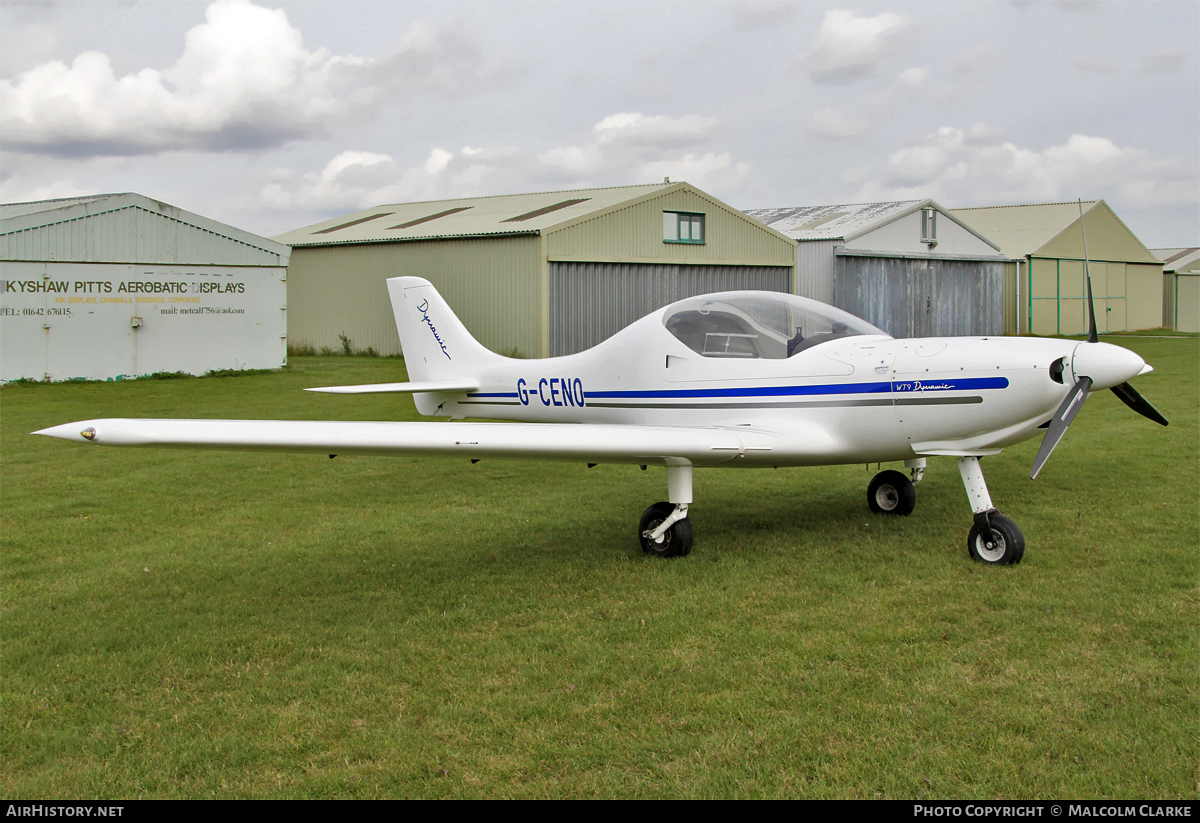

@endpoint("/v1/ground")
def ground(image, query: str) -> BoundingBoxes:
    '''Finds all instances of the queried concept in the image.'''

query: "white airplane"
[36,275,1167,565]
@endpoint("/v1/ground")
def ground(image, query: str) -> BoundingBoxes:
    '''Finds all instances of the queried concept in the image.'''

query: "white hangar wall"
[1,194,289,382]
[1,262,286,382]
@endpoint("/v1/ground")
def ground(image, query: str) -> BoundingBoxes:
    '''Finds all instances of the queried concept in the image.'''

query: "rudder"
[388,277,502,383]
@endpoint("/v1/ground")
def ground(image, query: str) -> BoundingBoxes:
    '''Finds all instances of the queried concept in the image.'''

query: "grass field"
[2,339,1196,799]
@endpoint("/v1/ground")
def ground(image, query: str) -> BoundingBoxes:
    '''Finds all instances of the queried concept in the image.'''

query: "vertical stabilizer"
[388,277,503,384]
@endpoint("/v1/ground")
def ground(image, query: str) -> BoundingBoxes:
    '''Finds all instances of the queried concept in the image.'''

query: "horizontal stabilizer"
[306,380,479,395]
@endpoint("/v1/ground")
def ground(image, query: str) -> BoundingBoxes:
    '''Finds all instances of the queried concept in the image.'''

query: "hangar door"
[549,262,792,355]
[835,255,1004,338]
[1028,259,1142,336]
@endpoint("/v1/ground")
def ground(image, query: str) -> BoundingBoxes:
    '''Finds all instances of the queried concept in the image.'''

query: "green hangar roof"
[274,183,761,246]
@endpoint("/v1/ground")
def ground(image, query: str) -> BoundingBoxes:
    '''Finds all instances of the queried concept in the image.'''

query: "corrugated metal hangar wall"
[277,183,796,359]
[549,263,791,355]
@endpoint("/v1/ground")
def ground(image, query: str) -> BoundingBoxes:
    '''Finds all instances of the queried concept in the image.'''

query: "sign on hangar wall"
[1,262,286,382]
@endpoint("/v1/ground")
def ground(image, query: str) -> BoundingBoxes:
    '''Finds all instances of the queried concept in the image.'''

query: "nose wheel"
[958,456,1025,565]
[967,512,1025,565]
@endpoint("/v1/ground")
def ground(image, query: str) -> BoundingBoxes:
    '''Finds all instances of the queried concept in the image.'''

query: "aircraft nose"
[1071,342,1146,390]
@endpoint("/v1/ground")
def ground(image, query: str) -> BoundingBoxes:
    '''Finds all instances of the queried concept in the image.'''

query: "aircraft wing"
[32,418,833,467]
[305,379,479,394]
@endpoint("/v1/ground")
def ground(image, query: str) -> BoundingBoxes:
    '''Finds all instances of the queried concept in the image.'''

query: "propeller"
[1030,375,1092,480]
[1029,208,1168,480]
[1110,381,1169,427]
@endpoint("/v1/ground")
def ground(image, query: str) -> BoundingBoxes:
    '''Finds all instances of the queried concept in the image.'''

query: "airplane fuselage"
[423,312,1085,468]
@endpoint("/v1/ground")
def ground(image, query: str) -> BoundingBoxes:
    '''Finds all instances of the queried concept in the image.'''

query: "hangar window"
[921,207,938,246]
[664,212,705,244]
[663,292,888,359]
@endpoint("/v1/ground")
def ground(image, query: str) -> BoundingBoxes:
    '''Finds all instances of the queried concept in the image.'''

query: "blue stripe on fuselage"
[587,377,1006,400]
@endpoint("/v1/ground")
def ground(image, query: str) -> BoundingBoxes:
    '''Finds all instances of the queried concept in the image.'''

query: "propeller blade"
[1111,381,1169,426]
[1086,274,1098,344]
[1030,376,1093,480]
[1079,200,1099,344]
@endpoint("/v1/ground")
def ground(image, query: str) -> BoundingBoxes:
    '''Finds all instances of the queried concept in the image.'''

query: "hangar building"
[1153,247,1199,333]
[274,182,796,358]
[744,199,1007,339]
[1,193,289,382]
[949,200,1163,336]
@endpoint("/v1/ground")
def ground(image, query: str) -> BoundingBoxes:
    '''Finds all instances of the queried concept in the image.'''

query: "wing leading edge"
[33,418,839,467]
[305,379,479,395]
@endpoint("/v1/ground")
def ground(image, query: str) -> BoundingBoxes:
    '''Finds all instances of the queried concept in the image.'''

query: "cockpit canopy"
[663,292,889,359]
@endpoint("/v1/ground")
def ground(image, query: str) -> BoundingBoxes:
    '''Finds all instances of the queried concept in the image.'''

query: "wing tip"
[33,422,93,442]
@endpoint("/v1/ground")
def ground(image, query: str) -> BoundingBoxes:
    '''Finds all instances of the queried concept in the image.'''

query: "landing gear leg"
[639,461,694,558]
[905,457,926,484]
[957,456,1025,565]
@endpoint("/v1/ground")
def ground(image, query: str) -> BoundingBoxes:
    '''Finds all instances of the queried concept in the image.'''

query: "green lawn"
[2,340,1196,799]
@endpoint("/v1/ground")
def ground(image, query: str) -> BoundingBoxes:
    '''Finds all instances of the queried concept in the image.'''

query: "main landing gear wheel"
[867,470,916,516]
[967,513,1025,566]
[639,501,693,558]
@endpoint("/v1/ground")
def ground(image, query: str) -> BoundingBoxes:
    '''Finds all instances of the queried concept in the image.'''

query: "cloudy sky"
[2,0,1196,246]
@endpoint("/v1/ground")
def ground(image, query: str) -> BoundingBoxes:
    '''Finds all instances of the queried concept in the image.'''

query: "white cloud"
[594,112,720,145]
[259,149,439,211]
[539,112,725,176]
[321,151,393,182]
[898,67,930,87]
[0,0,501,158]
[852,126,1199,211]
[803,10,910,84]
[424,148,454,175]
[538,144,605,175]
[638,153,752,192]
[259,111,752,215]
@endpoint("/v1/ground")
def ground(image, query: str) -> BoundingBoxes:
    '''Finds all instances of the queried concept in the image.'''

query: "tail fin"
[388,277,503,383]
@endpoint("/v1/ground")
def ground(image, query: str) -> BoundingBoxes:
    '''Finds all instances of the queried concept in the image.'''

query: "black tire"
[867,470,916,516]
[638,501,693,558]
[967,513,1025,565]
